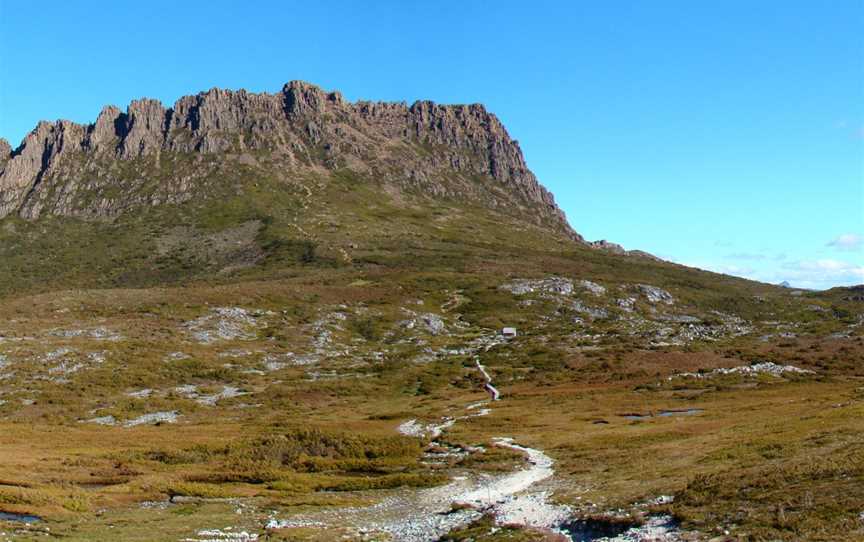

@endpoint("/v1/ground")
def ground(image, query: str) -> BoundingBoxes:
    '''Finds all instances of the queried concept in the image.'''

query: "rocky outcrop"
[0,81,577,237]
[120,99,168,158]
[86,106,124,152]
[0,121,86,216]
[0,138,11,163]
[590,239,662,261]
[590,240,626,255]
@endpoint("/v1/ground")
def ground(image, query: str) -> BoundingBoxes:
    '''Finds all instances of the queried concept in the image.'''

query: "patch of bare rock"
[672,361,814,380]
[82,411,179,427]
[185,307,270,344]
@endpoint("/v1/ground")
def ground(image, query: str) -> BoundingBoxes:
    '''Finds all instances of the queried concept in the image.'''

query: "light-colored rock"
[672,362,814,380]
[82,415,117,426]
[501,277,574,296]
[637,284,675,305]
[577,279,606,295]
[123,411,179,427]
[185,307,262,343]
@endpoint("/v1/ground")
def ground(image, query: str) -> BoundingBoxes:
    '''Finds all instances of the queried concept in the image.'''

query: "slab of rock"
[577,280,606,296]
[500,277,574,296]
[637,284,675,305]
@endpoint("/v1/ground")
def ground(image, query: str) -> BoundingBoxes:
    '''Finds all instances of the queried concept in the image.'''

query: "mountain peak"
[0,81,578,239]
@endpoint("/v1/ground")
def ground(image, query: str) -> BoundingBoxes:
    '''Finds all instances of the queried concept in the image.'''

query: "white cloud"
[793,259,853,271]
[827,233,863,251]
[682,257,863,291]
[668,235,864,290]
[776,258,864,290]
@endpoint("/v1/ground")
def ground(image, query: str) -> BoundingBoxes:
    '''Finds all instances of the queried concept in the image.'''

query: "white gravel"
[458,438,570,528]
[495,490,572,529]
[455,438,554,505]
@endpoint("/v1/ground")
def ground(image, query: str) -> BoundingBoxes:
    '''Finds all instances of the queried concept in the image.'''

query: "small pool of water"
[622,409,704,420]
[659,408,704,417]
[0,511,42,523]
[561,515,680,541]
[560,518,636,541]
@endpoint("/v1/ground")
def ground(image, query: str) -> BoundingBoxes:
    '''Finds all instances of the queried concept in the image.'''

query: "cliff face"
[0,81,577,238]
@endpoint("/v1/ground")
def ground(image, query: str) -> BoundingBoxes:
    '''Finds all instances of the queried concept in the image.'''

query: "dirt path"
[266,338,570,540]
[474,357,500,401]
[267,413,567,541]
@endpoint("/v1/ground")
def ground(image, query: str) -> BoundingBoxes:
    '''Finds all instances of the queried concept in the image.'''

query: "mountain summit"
[0,81,577,239]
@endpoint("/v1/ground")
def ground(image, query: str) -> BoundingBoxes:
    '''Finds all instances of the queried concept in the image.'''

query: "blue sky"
[1,0,862,289]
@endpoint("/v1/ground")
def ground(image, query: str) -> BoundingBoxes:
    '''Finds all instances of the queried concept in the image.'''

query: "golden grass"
[0,243,861,540]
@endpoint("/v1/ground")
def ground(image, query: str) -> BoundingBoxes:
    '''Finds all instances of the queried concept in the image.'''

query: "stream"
[0,512,41,524]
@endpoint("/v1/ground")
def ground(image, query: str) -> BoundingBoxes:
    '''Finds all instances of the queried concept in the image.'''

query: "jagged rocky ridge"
[0,81,578,238]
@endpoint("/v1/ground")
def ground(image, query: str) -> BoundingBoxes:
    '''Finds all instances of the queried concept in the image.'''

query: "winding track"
[474,356,500,401]
[265,333,569,540]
